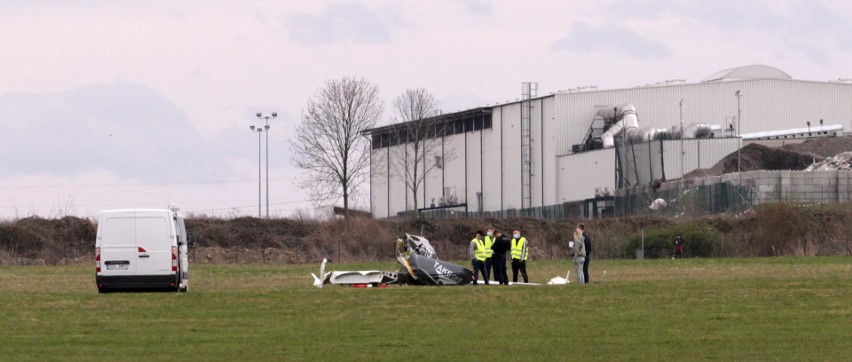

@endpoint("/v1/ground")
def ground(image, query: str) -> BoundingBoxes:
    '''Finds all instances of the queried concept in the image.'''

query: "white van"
[95,206,193,293]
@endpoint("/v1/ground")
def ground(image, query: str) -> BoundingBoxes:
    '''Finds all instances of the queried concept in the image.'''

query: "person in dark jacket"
[674,235,684,259]
[579,224,592,284]
[490,231,511,285]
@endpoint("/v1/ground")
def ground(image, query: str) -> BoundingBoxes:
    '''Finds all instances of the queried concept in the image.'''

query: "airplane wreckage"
[311,234,475,288]
[310,234,588,288]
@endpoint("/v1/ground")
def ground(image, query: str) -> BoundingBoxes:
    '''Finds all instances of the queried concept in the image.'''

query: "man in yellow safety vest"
[469,230,489,285]
[483,227,496,282]
[510,228,529,283]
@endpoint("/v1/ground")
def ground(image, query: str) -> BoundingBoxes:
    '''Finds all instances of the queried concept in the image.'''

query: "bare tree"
[290,77,383,215]
[388,88,446,213]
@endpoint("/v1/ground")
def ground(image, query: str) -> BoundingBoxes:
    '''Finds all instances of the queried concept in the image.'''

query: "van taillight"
[95,247,101,273]
[171,246,178,272]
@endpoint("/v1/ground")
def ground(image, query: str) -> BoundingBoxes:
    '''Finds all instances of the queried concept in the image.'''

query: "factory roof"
[361,107,492,135]
[701,65,792,82]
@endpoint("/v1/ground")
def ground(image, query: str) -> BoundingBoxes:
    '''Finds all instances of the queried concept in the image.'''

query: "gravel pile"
[804,151,852,171]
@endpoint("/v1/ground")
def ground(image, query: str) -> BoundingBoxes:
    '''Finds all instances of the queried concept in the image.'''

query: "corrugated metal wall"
[555,80,852,156]
[369,148,389,217]
[387,144,407,217]
[661,138,740,179]
[541,96,559,205]
[441,134,466,209]
[616,141,664,187]
[422,137,443,209]
[501,102,523,210]
[465,124,483,212]
[557,148,615,202]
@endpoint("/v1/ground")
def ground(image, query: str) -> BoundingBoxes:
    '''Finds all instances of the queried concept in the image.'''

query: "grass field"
[1,257,850,361]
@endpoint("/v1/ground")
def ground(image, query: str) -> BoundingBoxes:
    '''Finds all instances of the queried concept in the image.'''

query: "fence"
[410,170,852,220]
[614,182,754,217]
[615,170,852,217]
[416,201,584,220]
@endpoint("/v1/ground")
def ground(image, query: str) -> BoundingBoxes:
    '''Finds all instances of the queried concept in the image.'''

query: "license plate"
[106,264,129,270]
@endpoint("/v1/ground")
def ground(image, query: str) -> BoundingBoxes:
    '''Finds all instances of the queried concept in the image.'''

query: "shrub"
[625,223,719,259]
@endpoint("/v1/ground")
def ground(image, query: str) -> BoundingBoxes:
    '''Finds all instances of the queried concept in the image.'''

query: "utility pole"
[256,112,277,218]
[735,91,742,174]
[249,125,263,217]
[679,99,684,178]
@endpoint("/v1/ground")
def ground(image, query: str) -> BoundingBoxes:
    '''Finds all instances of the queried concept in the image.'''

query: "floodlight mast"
[256,112,277,218]
[249,126,262,217]
[735,91,742,174]
[679,99,684,178]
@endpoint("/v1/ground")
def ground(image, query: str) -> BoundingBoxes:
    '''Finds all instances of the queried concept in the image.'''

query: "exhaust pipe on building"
[601,104,640,148]
[600,104,722,148]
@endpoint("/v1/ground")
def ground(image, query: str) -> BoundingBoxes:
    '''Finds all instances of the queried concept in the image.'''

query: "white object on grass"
[649,198,668,210]
[547,271,571,285]
[311,258,330,289]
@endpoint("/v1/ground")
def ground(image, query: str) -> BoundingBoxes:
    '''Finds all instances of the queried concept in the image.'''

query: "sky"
[2,0,851,219]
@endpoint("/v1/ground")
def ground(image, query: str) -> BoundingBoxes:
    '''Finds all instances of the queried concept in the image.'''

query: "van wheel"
[98,287,106,294]
[178,285,188,293]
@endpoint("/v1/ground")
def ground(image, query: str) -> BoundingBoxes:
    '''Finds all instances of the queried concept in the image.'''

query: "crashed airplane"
[311,234,474,288]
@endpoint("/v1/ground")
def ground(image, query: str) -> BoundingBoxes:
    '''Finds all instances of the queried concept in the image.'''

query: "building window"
[370,112,494,149]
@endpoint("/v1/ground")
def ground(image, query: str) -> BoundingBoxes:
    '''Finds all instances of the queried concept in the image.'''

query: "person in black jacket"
[490,231,511,285]
[674,235,684,259]
[579,224,592,284]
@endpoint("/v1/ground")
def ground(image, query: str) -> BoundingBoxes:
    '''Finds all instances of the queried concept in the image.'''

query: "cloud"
[603,0,851,64]
[287,3,391,45]
[552,22,670,58]
[460,0,493,15]
[0,82,247,182]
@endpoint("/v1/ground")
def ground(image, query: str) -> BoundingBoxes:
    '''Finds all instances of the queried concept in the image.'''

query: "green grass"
[1,257,850,361]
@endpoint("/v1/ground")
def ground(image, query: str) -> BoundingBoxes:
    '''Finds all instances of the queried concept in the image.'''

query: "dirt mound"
[684,143,823,179]
[779,136,852,158]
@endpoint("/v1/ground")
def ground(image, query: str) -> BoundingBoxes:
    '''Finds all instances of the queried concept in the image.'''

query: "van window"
[176,217,188,245]
[101,217,135,246]
[136,217,170,251]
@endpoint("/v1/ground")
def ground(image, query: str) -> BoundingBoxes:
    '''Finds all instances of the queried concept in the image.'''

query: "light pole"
[735,91,742,174]
[256,112,277,218]
[679,99,684,178]
[249,125,263,218]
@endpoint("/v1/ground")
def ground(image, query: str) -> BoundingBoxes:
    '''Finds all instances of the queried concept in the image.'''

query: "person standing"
[579,224,592,284]
[510,229,529,283]
[570,227,587,285]
[490,230,511,285]
[469,230,489,285]
[484,227,496,283]
[674,235,684,259]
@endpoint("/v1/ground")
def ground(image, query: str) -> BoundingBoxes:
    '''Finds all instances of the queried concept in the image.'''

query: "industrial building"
[364,65,852,218]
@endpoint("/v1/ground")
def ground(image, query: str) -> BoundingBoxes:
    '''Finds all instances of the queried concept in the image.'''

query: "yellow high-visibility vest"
[511,237,528,260]
[483,235,495,258]
[472,238,488,261]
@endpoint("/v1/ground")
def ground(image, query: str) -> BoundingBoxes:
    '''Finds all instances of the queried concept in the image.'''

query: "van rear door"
[134,213,173,275]
[99,216,138,275]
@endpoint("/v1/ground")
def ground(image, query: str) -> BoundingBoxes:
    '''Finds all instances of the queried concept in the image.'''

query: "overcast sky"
[2,0,851,219]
